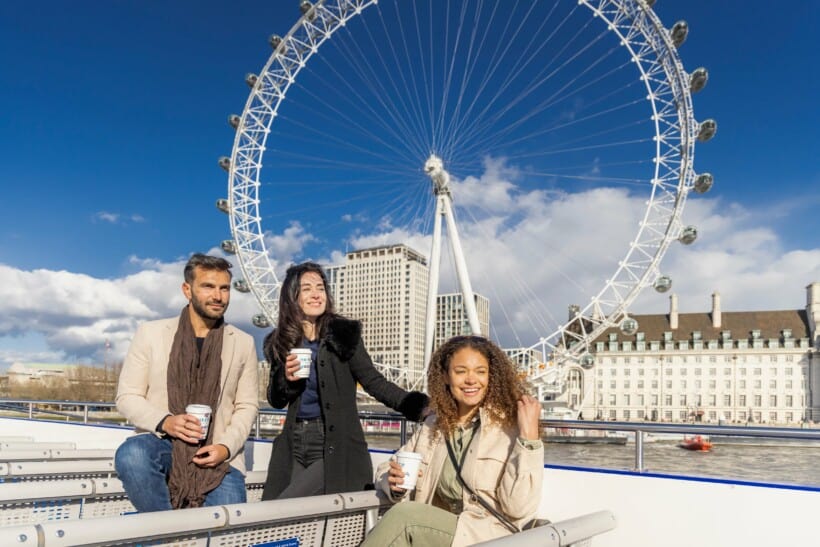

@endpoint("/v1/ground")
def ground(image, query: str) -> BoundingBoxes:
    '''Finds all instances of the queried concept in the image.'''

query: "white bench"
[474,510,617,547]
[0,469,269,525]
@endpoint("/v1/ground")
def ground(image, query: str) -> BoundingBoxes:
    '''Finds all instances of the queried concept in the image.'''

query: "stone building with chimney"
[582,282,819,424]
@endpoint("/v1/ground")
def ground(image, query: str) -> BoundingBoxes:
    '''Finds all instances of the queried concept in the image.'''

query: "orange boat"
[679,435,712,451]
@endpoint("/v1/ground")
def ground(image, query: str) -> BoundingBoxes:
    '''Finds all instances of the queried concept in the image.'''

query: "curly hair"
[427,335,530,434]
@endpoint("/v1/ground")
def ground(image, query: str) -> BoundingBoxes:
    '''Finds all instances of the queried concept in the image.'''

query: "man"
[115,253,259,511]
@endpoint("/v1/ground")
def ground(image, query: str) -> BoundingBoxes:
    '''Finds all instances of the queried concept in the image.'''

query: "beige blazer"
[376,408,544,547]
[116,317,259,474]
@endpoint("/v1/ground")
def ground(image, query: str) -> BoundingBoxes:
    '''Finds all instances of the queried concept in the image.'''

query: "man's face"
[182,267,231,321]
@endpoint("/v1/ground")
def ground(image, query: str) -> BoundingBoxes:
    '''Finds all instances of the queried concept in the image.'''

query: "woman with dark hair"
[363,335,543,547]
[261,262,429,500]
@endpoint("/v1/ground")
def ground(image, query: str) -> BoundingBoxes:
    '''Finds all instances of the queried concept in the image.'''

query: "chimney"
[669,293,679,329]
[711,291,721,329]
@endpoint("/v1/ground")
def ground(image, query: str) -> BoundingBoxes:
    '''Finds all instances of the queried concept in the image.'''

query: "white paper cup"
[396,451,423,491]
[290,348,313,379]
[185,404,212,441]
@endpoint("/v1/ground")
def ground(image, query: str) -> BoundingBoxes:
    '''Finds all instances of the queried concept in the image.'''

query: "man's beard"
[190,294,227,321]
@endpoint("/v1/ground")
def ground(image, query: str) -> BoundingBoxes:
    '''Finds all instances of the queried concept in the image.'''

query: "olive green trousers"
[360,501,457,547]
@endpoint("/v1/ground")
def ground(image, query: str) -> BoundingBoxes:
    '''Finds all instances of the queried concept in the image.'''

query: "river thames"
[365,434,820,487]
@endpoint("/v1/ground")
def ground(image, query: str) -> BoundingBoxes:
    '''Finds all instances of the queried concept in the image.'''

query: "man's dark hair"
[184,253,233,283]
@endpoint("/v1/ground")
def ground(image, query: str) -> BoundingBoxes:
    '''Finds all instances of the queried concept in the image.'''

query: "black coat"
[261,317,428,499]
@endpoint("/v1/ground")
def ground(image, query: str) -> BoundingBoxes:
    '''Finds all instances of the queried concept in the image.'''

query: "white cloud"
[2,160,818,367]
[92,211,146,225]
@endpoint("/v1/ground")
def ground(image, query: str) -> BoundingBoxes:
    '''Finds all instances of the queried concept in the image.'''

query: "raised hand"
[516,394,541,441]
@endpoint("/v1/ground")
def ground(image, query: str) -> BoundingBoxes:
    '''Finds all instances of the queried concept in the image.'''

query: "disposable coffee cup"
[396,451,423,491]
[185,404,212,441]
[290,348,312,379]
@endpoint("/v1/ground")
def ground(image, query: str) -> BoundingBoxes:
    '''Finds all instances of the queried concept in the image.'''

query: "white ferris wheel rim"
[225,0,699,376]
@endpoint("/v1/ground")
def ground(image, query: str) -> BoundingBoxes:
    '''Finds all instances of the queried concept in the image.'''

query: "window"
[786,367,793,375]
[637,395,644,406]
[709,394,716,405]
[786,380,793,389]
[739,395,746,406]
[624,380,631,389]
[637,380,644,389]
[652,380,659,389]
[709,355,717,363]
[652,394,658,405]
[694,368,702,376]
[754,380,762,389]
[786,395,793,406]
[754,368,762,376]
[665,368,673,376]
[609,410,617,420]
[637,410,645,419]
[695,380,702,389]
[769,412,778,422]
[723,395,731,406]
[597,381,603,389]
[709,368,717,376]
[624,394,631,405]
[624,368,631,376]
[680,368,688,376]
[769,395,777,407]
[679,394,687,406]
[664,395,672,406]
[679,411,688,420]
[739,380,746,389]
[610,381,616,389]
[623,410,631,420]
[610,368,617,376]
[723,368,732,375]
[609,395,617,405]
[664,411,673,421]
[665,380,672,389]
[754,395,762,407]
[709,380,716,389]
[681,380,687,389]
[769,380,777,389]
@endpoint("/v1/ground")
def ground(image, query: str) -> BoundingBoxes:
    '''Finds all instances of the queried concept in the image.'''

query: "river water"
[365,434,820,487]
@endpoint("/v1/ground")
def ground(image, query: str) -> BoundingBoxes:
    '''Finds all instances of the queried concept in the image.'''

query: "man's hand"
[192,444,229,468]
[161,414,204,444]
[517,395,541,441]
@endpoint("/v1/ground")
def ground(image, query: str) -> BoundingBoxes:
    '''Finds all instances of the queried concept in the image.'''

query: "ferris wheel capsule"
[693,173,714,193]
[233,279,251,293]
[690,67,709,93]
[579,354,595,369]
[697,119,717,142]
[620,316,639,336]
[300,1,316,21]
[654,275,673,293]
[228,114,241,129]
[269,34,283,49]
[216,198,230,214]
[252,314,271,328]
[679,226,698,245]
[245,73,258,88]
[220,239,237,254]
[670,21,688,48]
[218,156,231,171]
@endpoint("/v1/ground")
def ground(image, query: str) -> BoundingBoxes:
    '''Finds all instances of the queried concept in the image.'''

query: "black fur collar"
[324,317,361,361]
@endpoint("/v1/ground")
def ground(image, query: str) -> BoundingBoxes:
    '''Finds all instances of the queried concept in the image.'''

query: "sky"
[0,1,818,370]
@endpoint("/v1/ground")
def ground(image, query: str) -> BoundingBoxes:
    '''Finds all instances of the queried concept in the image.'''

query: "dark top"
[296,338,321,419]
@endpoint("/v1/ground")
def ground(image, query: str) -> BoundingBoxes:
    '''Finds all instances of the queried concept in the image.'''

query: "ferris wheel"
[217,0,715,395]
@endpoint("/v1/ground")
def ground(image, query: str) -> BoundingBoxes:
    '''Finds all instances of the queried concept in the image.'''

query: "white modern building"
[503,347,544,374]
[434,292,490,349]
[576,283,819,424]
[326,244,429,387]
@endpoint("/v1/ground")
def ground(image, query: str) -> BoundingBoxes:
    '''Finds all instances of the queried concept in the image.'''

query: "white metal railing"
[475,510,617,547]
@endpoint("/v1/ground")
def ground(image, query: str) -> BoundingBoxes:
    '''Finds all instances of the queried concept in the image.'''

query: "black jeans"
[277,418,325,499]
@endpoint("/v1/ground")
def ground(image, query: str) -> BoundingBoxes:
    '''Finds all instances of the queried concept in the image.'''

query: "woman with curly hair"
[363,335,543,547]
[260,262,428,500]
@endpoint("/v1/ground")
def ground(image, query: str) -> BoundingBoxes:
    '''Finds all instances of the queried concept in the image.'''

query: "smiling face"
[446,347,490,422]
[297,271,327,322]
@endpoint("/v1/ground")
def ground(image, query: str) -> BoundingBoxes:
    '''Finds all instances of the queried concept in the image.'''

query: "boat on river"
[545,428,628,445]
[679,435,712,452]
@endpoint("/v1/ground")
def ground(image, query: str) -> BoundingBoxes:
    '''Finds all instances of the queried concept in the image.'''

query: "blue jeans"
[114,434,246,512]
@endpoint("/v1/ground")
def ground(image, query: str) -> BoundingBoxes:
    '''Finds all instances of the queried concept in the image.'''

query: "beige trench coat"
[375,408,543,546]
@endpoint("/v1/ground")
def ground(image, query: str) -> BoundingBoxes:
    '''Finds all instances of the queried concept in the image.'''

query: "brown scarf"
[166,306,228,508]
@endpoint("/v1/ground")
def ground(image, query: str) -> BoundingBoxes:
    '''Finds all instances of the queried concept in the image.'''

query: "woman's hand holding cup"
[283,353,301,381]
[386,460,408,493]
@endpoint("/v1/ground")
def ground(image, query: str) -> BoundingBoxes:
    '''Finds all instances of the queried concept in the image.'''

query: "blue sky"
[1,1,818,368]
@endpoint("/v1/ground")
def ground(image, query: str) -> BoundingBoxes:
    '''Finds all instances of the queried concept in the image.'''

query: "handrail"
[3,398,820,473]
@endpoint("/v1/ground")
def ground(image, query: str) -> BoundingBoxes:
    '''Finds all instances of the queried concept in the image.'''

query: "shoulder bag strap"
[445,435,520,534]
